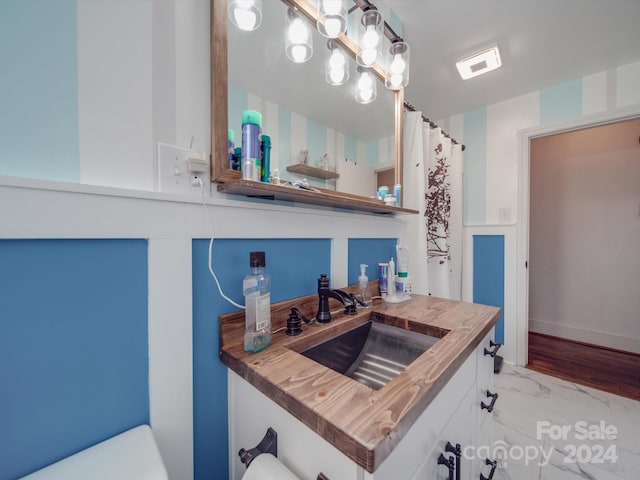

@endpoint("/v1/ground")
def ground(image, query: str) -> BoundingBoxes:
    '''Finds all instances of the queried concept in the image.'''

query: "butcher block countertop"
[219,285,501,473]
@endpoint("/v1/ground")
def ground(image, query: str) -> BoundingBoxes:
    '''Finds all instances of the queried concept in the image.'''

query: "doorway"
[519,115,640,398]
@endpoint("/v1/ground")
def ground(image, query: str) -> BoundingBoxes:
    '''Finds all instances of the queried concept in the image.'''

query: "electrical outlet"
[157,143,209,194]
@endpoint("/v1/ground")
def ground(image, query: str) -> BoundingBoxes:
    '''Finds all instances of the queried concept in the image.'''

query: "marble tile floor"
[492,364,640,480]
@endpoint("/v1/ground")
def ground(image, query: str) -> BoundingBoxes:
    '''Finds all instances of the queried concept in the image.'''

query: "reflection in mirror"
[227,0,395,197]
[211,0,404,207]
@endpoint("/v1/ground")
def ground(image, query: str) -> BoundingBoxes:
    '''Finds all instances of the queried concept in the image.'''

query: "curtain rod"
[404,102,466,151]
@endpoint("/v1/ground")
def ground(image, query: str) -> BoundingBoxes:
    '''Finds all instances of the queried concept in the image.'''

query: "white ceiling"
[389,0,640,120]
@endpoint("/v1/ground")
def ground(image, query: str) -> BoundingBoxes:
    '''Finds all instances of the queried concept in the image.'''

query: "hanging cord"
[197,178,245,309]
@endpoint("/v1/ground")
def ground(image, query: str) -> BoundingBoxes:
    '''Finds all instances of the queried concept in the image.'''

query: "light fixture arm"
[352,0,404,44]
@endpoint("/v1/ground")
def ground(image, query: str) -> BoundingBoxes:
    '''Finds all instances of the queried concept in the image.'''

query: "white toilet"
[20,425,168,480]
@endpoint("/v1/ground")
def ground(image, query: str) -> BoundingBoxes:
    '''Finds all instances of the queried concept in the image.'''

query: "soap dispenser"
[358,264,372,307]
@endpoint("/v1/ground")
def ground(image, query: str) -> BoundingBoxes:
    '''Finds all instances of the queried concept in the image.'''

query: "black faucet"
[316,274,357,323]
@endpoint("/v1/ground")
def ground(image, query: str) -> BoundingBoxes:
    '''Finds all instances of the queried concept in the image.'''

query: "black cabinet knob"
[437,453,455,480]
[480,457,498,480]
[483,340,502,358]
[481,390,499,413]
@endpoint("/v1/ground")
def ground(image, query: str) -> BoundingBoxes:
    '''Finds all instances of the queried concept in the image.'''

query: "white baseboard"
[529,320,640,355]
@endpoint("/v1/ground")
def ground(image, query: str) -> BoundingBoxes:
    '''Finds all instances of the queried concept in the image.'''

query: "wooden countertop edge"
[219,291,501,472]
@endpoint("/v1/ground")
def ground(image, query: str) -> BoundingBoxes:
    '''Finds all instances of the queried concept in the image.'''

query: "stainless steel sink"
[300,321,442,390]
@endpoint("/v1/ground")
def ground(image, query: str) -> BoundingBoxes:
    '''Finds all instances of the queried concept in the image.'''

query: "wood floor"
[527,332,640,402]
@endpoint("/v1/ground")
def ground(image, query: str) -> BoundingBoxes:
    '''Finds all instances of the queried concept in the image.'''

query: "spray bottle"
[358,264,372,307]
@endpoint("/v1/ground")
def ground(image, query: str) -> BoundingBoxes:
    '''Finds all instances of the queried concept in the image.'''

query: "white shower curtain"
[403,111,463,300]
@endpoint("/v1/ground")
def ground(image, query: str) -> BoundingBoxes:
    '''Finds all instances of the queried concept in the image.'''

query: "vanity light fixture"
[317,0,347,39]
[326,40,349,85]
[385,41,410,90]
[456,46,502,80]
[355,66,377,104]
[286,8,313,63]
[228,0,262,31]
[356,9,382,67]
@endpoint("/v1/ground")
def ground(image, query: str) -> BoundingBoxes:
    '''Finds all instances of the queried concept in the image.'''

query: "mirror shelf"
[286,164,340,180]
[217,180,418,215]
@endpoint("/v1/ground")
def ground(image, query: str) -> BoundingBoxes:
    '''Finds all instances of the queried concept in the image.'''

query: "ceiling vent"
[456,46,502,80]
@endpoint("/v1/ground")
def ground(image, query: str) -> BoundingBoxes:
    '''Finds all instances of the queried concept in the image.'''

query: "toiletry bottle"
[233,147,242,171]
[396,244,411,295]
[260,134,271,183]
[378,262,388,297]
[358,264,372,307]
[228,129,235,169]
[271,168,280,185]
[388,257,396,297]
[243,251,272,353]
[393,183,402,207]
[241,110,262,181]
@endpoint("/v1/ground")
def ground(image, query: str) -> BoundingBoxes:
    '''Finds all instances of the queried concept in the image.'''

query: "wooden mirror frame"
[211,0,404,202]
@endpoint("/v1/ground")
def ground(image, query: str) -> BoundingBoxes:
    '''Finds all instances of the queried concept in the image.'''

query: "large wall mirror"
[211,0,404,203]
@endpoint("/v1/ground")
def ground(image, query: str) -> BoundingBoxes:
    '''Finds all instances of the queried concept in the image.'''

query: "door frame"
[515,105,640,366]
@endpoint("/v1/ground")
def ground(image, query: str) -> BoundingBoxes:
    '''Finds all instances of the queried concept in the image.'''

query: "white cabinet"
[228,327,497,480]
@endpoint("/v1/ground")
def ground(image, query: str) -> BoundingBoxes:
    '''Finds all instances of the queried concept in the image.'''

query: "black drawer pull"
[483,340,502,357]
[437,453,455,480]
[480,457,497,480]
[481,390,499,413]
[445,442,461,480]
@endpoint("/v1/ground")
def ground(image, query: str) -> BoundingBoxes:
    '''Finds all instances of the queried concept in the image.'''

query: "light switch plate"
[157,143,209,195]
[499,207,511,223]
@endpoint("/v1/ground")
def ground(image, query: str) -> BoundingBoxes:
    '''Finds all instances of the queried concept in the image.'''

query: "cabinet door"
[370,351,477,480]
[411,385,476,480]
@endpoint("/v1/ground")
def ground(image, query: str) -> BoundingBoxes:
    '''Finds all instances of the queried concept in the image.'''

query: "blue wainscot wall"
[472,235,505,345]
[0,236,397,480]
[0,239,149,480]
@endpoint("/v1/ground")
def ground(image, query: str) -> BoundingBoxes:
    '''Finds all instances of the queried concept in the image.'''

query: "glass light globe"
[329,67,346,85]
[288,18,308,44]
[389,74,403,88]
[361,25,380,49]
[357,72,373,90]
[318,0,346,38]
[390,53,406,74]
[323,18,342,38]
[291,45,309,62]
[361,48,377,66]
[329,49,346,69]
[233,10,257,30]
[323,0,342,15]
[358,88,374,103]
[229,0,262,32]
